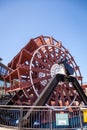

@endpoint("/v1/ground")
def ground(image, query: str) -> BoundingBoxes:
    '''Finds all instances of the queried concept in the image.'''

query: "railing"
[0,105,87,130]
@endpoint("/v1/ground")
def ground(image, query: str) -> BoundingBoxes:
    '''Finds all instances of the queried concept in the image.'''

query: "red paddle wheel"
[4,35,83,106]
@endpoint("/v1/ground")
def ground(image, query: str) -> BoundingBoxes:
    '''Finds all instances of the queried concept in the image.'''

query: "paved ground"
[0,127,17,130]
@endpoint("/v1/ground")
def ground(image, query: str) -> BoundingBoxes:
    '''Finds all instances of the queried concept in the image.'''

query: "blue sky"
[0,0,87,82]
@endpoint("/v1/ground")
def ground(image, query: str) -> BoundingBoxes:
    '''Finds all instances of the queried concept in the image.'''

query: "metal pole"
[49,109,52,130]
[79,107,83,130]
[18,107,23,130]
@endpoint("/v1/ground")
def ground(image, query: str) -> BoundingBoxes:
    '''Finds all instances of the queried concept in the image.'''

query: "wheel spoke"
[32,67,49,73]
[39,49,53,66]
[63,85,72,104]
[44,46,55,64]
[32,75,51,84]
[33,55,50,69]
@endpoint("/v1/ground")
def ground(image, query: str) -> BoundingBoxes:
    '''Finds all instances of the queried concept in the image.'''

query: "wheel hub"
[50,63,66,77]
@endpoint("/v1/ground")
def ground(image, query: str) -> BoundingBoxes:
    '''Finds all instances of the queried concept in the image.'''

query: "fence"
[0,105,87,130]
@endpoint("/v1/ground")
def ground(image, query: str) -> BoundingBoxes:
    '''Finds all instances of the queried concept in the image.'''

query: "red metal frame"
[4,35,83,106]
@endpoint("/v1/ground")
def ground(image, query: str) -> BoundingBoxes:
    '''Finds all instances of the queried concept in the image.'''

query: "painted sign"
[83,110,87,122]
[56,113,69,126]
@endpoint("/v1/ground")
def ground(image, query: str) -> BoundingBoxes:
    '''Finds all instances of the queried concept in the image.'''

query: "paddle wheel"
[4,35,84,107]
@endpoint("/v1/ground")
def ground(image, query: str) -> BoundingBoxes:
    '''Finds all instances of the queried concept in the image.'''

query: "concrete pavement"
[0,127,17,130]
